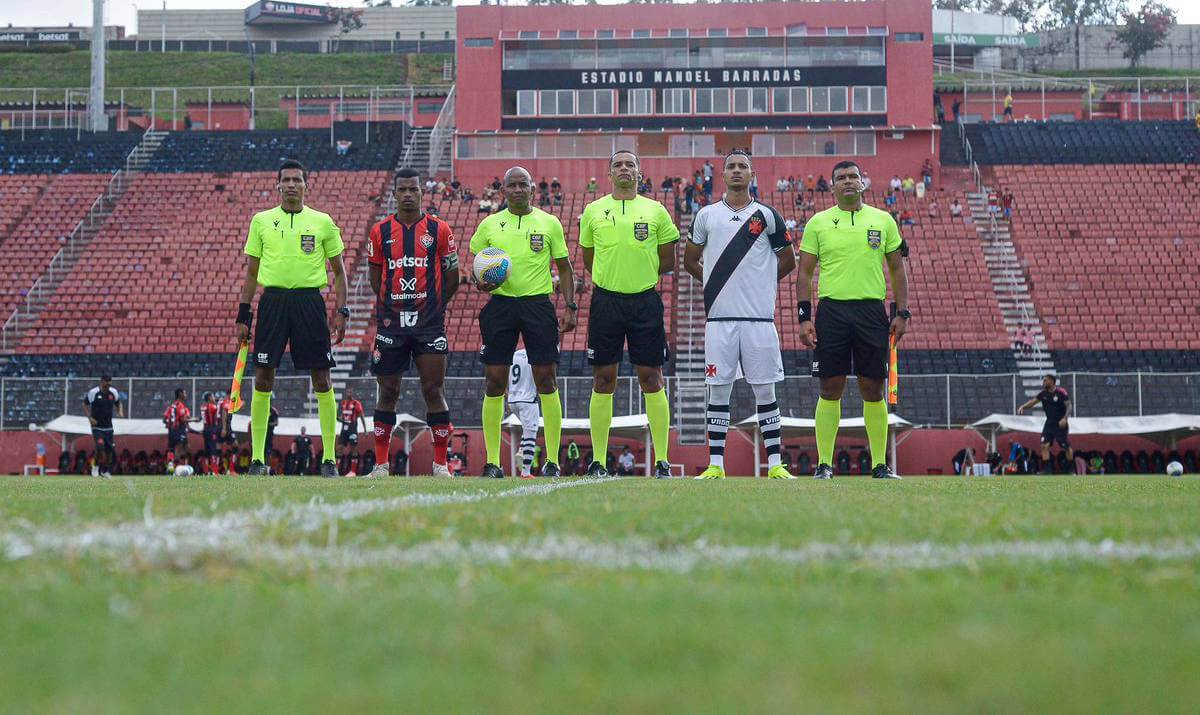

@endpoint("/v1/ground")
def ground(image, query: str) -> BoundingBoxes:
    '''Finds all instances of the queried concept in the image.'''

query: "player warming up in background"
[579,150,678,479]
[365,167,460,478]
[470,166,576,479]
[684,150,797,480]
[235,159,349,477]
[83,374,123,478]
[797,161,909,479]
[1017,374,1073,473]
[163,388,192,463]
[201,392,220,459]
[508,348,540,478]
[337,388,367,455]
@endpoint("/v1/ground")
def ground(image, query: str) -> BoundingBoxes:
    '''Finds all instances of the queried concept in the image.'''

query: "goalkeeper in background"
[235,159,349,477]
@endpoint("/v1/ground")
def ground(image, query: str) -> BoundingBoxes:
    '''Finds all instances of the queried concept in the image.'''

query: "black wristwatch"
[896,309,912,320]
[337,306,350,318]
[566,301,579,312]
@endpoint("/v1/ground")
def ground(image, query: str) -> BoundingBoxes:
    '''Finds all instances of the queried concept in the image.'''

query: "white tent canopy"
[734,414,915,476]
[970,413,1200,449]
[504,413,651,476]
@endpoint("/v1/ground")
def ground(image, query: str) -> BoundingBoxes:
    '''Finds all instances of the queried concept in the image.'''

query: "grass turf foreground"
[1,475,1198,714]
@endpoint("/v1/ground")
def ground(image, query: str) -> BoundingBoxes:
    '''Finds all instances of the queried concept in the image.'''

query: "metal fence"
[6,372,1200,431]
[958,75,1198,122]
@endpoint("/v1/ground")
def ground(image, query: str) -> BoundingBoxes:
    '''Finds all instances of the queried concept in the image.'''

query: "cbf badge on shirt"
[301,234,316,253]
[529,233,545,252]
[633,222,649,241]
[867,229,882,250]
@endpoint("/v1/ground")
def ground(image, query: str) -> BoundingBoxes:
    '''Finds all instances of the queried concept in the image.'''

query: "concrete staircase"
[0,130,165,353]
[671,214,707,445]
[966,191,1055,395]
[400,127,431,174]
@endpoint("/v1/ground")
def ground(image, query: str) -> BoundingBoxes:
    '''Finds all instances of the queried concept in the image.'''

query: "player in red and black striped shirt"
[366,167,461,477]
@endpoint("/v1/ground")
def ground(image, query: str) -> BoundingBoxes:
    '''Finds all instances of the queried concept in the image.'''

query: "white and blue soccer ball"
[1166,461,1184,477]
[173,464,194,477]
[473,247,511,287]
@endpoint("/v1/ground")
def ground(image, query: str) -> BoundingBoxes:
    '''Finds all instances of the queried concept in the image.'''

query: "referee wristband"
[797,300,812,324]
[236,303,253,328]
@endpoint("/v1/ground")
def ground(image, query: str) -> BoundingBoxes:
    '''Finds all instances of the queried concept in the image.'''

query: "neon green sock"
[644,388,670,463]
[483,394,504,466]
[863,399,889,468]
[589,391,613,465]
[251,389,272,463]
[815,398,841,466]
[316,389,337,463]
[539,391,562,465]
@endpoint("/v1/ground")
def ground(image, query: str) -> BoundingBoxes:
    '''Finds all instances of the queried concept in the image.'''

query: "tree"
[328,7,364,52]
[1112,2,1177,68]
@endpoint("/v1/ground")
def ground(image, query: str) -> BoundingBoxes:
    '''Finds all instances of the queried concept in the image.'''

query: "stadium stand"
[963,120,1200,166]
[146,127,407,174]
[0,173,113,319]
[19,170,389,355]
[995,163,1200,362]
[0,129,142,174]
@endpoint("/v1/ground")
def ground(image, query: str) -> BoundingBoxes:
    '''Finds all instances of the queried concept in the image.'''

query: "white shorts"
[703,321,784,385]
[509,401,541,436]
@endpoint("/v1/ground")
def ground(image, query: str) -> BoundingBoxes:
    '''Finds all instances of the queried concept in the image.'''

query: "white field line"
[0,477,626,566]
[234,536,1200,574]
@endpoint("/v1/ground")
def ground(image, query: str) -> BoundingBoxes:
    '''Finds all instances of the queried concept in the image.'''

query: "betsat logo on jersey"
[300,234,316,253]
[867,229,882,249]
[388,255,428,269]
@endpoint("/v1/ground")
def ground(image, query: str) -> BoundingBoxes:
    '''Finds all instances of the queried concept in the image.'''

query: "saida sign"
[937,33,1040,48]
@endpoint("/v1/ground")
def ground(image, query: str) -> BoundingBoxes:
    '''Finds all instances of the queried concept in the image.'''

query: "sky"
[3,0,1199,35]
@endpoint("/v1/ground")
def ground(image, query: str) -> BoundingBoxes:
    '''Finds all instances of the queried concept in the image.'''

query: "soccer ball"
[472,247,511,287]
[1166,461,1184,477]
[173,464,194,477]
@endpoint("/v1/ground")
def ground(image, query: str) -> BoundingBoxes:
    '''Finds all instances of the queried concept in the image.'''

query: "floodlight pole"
[89,0,108,131]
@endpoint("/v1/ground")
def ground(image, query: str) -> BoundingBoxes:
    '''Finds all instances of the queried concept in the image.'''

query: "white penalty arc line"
[1,477,628,564]
[240,536,1200,573]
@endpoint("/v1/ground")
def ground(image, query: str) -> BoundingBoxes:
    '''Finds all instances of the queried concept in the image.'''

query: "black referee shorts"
[254,287,335,370]
[1041,421,1070,449]
[587,286,669,367]
[812,298,889,380]
[478,295,559,366]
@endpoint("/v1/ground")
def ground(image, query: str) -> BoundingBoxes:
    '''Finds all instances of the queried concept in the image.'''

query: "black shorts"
[1042,422,1070,449]
[253,287,335,370]
[587,287,669,367]
[478,295,559,366]
[203,427,219,453]
[168,428,189,447]
[92,427,115,451]
[371,331,448,376]
[338,426,359,446]
[812,298,889,380]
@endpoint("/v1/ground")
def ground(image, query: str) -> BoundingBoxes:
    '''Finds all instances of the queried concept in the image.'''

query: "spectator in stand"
[921,159,933,188]
[987,190,1001,217]
[490,176,502,191]
[785,216,798,235]
[899,208,915,227]
[661,177,674,194]
[425,177,436,195]
[884,191,897,209]
[793,192,804,210]
[538,187,552,207]
[749,174,759,200]
[478,196,492,213]
[934,91,945,124]
[776,177,790,192]
[861,171,872,193]
[915,180,926,200]
[537,176,549,196]
[1002,190,1015,220]
[1003,90,1014,122]
[1014,324,1033,358]
[552,189,563,205]
[450,178,461,197]
[587,177,598,193]
[950,198,964,218]
[550,177,561,194]
[702,166,714,201]
[901,176,916,194]
[952,97,962,123]
[684,181,696,214]
[927,200,939,219]
[804,174,816,193]
[815,175,829,192]
[702,159,714,183]
[889,175,902,193]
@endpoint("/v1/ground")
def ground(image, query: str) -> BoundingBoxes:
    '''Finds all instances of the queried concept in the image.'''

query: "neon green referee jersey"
[244,205,344,289]
[579,194,679,294]
[469,207,568,298]
[798,203,902,301]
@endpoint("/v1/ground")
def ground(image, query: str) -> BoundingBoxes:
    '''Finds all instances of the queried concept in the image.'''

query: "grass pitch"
[1,475,1198,714]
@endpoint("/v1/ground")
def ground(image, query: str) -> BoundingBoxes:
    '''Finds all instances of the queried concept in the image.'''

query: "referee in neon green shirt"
[796,160,909,480]
[470,166,577,479]
[235,159,349,477]
[579,150,678,479]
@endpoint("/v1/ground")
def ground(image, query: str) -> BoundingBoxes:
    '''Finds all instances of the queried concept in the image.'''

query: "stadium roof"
[970,413,1200,448]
